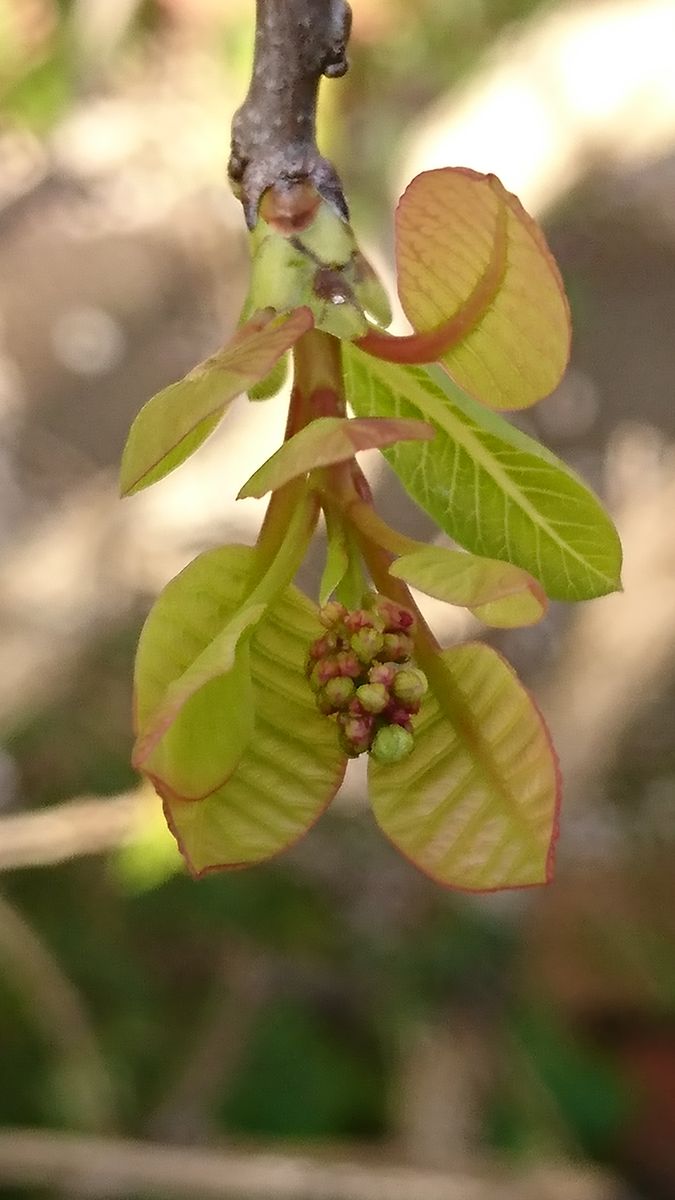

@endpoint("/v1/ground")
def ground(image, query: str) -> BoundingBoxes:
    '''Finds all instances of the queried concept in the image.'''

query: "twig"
[228,0,352,226]
[0,1129,615,1200]
[0,792,143,871]
[0,896,114,1129]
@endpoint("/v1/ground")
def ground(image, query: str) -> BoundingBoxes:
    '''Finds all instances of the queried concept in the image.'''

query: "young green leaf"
[152,549,347,876]
[120,307,313,496]
[320,506,351,606]
[395,168,570,410]
[237,416,433,499]
[134,604,264,800]
[369,644,560,891]
[344,349,622,602]
[390,547,547,628]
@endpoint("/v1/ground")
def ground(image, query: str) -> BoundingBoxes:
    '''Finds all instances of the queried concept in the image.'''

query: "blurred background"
[0,1,674,1197]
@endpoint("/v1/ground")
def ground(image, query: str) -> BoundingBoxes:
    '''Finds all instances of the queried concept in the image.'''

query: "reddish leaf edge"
[162,754,349,880]
[371,642,562,894]
[237,416,435,500]
[121,306,314,496]
[356,171,508,366]
[356,168,572,413]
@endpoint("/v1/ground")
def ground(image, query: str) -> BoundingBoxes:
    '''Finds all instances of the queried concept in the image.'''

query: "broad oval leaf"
[238,416,433,499]
[120,308,313,496]
[396,168,571,410]
[390,547,547,628]
[344,348,622,602]
[136,545,346,875]
[369,644,560,891]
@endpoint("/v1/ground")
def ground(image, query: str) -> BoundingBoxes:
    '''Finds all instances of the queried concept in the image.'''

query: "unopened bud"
[309,657,340,691]
[392,667,428,708]
[338,712,374,757]
[387,706,414,729]
[379,632,413,663]
[350,627,385,663]
[318,676,355,713]
[319,601,347,628]
[356,683,389,714]
[335,650,361,678]
[368,662,398,688]
[374,598,416,633]
[371,724,414,765]
[344,608,384,634]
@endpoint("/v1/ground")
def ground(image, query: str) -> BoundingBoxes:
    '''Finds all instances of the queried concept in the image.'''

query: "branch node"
[229,0,352,228]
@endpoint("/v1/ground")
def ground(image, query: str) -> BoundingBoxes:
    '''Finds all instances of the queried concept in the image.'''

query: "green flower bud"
[355,683,389,714]
[319,601,347,629]
[378,632,413,663]
[350,627,385,663]
[318,676,355,713]
[371,724,415,765]
[392,668,428,708]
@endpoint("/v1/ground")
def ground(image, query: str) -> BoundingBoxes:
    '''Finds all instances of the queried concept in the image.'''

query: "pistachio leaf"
[395,168,571,410]
[135,545,346,874]
[237,416,433,499]
[369,644,560,891]
[120,308,313,496]
[134,601,266,800]
[390,546,547,627]
[344,348,622,602]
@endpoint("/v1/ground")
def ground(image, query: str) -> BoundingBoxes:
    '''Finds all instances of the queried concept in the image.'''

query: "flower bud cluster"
[306,598,428,764]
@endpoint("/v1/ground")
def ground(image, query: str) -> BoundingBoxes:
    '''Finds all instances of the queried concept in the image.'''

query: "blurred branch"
[0,791,142,871]
[0,895,114,1129]
[0,1129,615,1200]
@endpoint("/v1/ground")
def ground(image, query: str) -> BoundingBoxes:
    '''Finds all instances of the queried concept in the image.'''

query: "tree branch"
[228,0,352,227]
[0,1130,614,1200]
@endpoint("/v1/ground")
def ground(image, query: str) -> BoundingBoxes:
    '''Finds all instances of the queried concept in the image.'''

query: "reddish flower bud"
[335,649,362,678]
[374,598,416,633]
[343,608,385,634]
[387,706,414,730]
[368,662,398,688]
[356,683,389,714]
[378,632,413,663]
[338,712,374,756]
[309,657,341,691]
